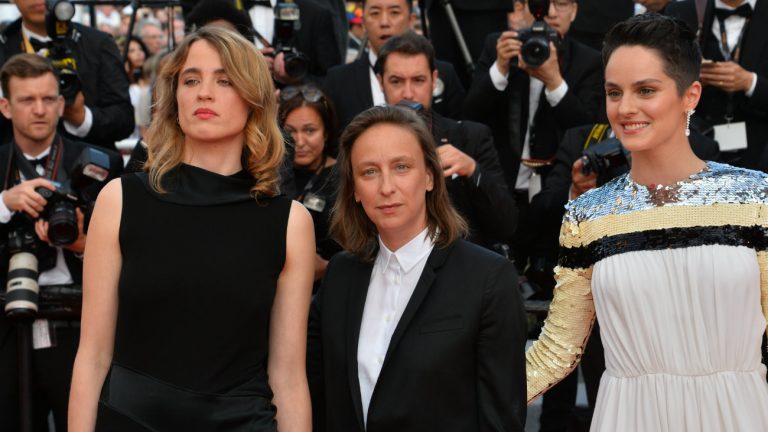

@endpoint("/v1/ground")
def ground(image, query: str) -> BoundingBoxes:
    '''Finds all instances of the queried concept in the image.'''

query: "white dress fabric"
[590,245,768,431]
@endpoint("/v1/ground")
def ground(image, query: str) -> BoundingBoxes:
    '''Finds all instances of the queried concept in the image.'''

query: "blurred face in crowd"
[176,40,249,150]
[284,105,328,170]
[508,0,535,30]
[127,40,146,70]
[0,73,64,149]
[604,45,700,154]
[13,0,47,33]
[141,23,167,55]
[544,0,577,37]
[351,123,433,249]
[363,0,414,55]
[634,0,670,13]
[378,52,437,111]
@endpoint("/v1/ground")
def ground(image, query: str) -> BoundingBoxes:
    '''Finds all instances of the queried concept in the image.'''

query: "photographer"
[0,0,135,151]
[375,31,518,251]
[0,54,119,431]
[244,0,342,84]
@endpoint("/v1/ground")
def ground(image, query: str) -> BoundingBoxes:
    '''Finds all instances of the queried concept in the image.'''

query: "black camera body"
[45,0,81,105]
[516,0,561,67]
[274,0,309,79]
[581,137,631,186]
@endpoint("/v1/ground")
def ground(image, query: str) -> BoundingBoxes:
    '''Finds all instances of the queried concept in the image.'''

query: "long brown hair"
[330,105,467,261]
[144,26,284,197]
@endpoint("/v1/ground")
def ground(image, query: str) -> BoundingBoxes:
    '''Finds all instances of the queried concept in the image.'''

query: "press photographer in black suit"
[0,0,134,151]
[0,54,121,432]
[375,31,518,250]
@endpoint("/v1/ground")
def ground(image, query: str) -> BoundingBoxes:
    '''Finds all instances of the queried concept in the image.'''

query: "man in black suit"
[323,0,466,129]
[0,53,121,432]
[375,31,518,250]
[0,0,134,150]
[308,104,527,432]
[243,0,342,83]
[569,0,634,50]
[669,0,768,170]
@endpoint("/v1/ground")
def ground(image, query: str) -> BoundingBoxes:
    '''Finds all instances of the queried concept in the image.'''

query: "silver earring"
[685,109,695,137]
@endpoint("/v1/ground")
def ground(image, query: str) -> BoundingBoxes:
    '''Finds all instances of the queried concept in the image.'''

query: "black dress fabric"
[97,164,291,431]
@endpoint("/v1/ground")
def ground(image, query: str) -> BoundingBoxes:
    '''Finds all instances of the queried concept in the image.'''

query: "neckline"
[626,161,711,191]
[138,163,260,206]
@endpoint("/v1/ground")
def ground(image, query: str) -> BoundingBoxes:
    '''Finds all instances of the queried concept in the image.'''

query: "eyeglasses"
[551,0,574,11]
[280,85,324,103]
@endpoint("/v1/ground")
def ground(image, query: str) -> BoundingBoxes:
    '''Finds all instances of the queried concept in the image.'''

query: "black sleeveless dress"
[96,164,291,431]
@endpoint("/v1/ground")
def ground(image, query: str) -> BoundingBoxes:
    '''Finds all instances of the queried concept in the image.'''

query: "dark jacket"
[324,55,466,129]
[431,111,518,246]
[464,33,605,188]
[0,19,134,150]
[243,0,343,80]
[308,241,527,432]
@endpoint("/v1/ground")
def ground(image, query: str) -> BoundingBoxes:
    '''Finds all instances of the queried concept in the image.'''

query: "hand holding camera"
[518,41,563,91]
[2,178,56,219]
[34,207,85,254]
[62,90,86,127]
[570,158,597,199]
[495,31,523,77]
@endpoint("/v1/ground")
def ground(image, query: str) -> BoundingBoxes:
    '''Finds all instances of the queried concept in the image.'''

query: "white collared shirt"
[357,228,434,425]
[0,147,73,286]
[249,0,277,49]
[368,49,386,107]
[712,0,758,96]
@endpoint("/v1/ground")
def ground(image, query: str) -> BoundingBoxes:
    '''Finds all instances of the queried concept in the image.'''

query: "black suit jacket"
[0,20,134,150]
[323,55,466,129]
[685,0,768,169]
[431,112,517,246]
[528,124,721,263]
[243,0,342,80]
[464,33,605,188]
[308,240,527,431]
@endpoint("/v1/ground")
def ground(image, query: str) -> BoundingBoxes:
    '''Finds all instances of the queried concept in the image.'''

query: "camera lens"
[284,52,308,79]
[4,252,39,320]
[521,38,550,67]
[47,201,78,246]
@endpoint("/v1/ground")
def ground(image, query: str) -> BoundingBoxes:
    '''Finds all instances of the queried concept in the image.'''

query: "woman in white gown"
[526,13,768,431]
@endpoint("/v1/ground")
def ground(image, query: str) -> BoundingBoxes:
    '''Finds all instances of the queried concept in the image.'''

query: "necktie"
[714,3,753,22]
[29,37,48,53]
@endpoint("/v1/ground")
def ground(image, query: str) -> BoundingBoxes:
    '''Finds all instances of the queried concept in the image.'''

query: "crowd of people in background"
[1,0,767,430]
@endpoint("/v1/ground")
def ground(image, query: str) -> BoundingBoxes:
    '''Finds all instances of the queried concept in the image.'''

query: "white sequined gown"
[526,162,768,432]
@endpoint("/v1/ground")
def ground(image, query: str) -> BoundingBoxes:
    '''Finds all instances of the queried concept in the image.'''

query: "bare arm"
[268,200,314,431]
[68,178,122,431]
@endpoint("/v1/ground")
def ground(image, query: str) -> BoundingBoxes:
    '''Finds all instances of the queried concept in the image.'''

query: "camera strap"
[9,135,64,186]
[582,123,611,151]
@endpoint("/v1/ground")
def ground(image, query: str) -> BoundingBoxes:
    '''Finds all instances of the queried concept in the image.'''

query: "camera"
[274,0,309,79]
[45,0,81,105]
[580,138,631,186]
[516,0,560,67]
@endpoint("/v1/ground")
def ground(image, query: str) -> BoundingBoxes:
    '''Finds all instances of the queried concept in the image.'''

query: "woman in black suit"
[308,105,528,432]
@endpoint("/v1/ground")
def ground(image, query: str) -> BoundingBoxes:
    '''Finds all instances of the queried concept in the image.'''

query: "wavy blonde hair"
[144,26,284,197]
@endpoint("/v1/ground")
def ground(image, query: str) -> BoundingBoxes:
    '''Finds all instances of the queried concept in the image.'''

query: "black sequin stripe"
[559,224,768,269]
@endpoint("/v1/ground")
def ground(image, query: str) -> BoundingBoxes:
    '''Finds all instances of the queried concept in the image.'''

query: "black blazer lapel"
[380,243,454,367]
[345,259,374,431]
[741,0,768,70]
[353,56,375,111]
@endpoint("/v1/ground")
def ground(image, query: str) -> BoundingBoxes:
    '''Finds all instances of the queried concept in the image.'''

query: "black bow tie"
[29,38,48,53]
[29,156,48,167]
[714,3,753,21]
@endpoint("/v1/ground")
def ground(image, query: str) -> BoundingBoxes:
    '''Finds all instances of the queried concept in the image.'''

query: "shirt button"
[378,357,384,364]
[384,315,391,322]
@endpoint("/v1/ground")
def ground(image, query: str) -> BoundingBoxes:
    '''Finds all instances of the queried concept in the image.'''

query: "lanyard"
[717,16,750,62]
[296,155,327,202]
[8,135,64,188]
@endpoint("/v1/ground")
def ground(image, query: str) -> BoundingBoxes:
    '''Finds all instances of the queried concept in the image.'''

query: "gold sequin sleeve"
[758,251,768,350]
[526,219,597,404]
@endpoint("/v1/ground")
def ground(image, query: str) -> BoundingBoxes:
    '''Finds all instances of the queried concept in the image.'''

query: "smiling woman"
[525,13,768,432]
[69,27,314,432]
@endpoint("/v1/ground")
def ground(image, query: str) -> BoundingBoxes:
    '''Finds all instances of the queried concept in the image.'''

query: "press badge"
[714,121,747,152]
[303,193,326,212]
[32,319,53,350]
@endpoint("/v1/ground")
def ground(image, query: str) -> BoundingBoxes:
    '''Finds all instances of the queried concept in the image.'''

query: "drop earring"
[685,109,695,137]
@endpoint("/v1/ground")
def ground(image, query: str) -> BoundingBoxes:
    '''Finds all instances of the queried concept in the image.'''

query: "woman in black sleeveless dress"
[68,27,315,431]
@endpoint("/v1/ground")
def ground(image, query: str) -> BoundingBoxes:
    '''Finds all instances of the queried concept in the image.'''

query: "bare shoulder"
[287,200,313,232]
[91,178,123,226]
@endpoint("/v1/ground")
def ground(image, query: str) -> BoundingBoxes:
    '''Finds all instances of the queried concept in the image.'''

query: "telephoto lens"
[4,252,40,320]
[47,200,78,246]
